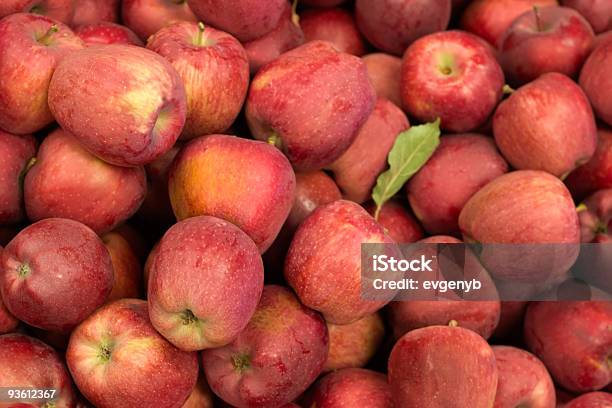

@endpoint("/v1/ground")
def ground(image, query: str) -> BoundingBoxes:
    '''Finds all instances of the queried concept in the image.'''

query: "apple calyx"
[37,24,59,46]
[17,263,31,279]
[97,339,114,363]
[180,309,198,326]
[29,3,44,14]
[232,353,251,373]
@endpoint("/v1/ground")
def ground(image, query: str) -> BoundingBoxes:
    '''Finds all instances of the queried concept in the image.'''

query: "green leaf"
[372,118,441,220]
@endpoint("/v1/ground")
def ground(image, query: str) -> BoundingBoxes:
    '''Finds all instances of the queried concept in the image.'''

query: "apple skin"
[0,218,113,333]
[48,44,187,167]
[75,22,143,46]
[285,200,398,325]
[301,8,366,56]
[579,189,612,242]
[564,392,612,407]
[304,368,393,408]
[302,0,346,6]
[561,0,612,33]
[0,13,83,135]
[407,133,508,236]
[329,98,409,203]
[499,6,595,85]
[24,129,147,234]
[243,2,305,75]
[492,346,556,408]
[0,0,76,24]
[147,22,250,140]
[102,230,142,302]
[362,53,402,107]
[0,333,77,407]
[122,0,197,41]
[72,0,119,26]
[355,0,451,56]
[566,129,612,201]
[169,134,296,253]
[524,301,612,392]
[0,295,18,334]
[202,285,328,408]
[67,299,199,408]
[246,41,376,171]
[0,131,36,225]
[579,38,612,127]
[494,73,597,177]
[182,374,215,408]
[460,0,559,47]
[323,312,385,372]
[364,199,424,243]
[388,325,498,408]
[148,216,264,351]
[187,0,286,42]
[401,30,505,133]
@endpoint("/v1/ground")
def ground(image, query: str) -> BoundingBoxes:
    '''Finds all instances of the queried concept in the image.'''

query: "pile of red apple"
[0,0,611,407]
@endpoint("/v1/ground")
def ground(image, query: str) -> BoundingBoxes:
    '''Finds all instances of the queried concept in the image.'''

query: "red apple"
[0,131,36,225]
[579,189,612,242]
[0,13,83,135]
[499,6,594,85]
[102,230,142,302]
[407,133,508,236]
[362,53,402,107]
[561,0,612,33]
[182,374,215,408]
[460,0,559,47]
[564,392,612,407]
[494,73,597,177]
[48,44,187,167]
[329,98,409,203]
[122,0,197,41]
[323,312,385,372]
[243,1,304,75]
[525,301,612,392]
[0,218,113,332]
[401,30,505,133]
[147,22,249,140]
[0,333,76,406]
[148,216,264,351]
[168,134,296,253]
[202,285,328,408]
[72,0,119,26]
[75,21,143,46]
[304,368,393,408]
[24,129,147,234]
[0,250,19,333]
[67,299,199,408]
[301,8,366,56]
[388,325,498,408]
[355,0,452,56]
[0,0,76,24]
[566,129,612,200]
[187,0,286,42]
[493,346,556,408]
[246,41,376,170]
[364,199,424,243]
[579,36,612,127]
[285,200,398,324]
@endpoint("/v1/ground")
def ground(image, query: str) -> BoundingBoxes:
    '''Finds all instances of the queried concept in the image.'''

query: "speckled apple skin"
[388,325,498,408]
[0,333,77,407]
[102,230,142,302]
[148,216,264,351]
[0,0,76,24]
[580,38,612,127]
[330,98,409,203]
[564,392,612,408]
[202,285,328,408]
[285,200,398,325]
[169,134,295,253]
[301,8,365,56]
[67,299,199,408]
[401,30,504,133]
[362,53,402,107]
[72,0,119,26]
[0,13,83,135]
[147,22,249,140]
[524,301,612,392]
[75,22,143,46]
[566,129,612,200]
[48,44,186,167]
[562,0,612,33]
[0,131,36,225]
[24,129,146,234]
[0,218,113,332]
[246,41,376,171]
[122,0,196,41]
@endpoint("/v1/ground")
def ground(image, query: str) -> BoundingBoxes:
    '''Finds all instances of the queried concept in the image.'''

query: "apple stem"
[196,22,206,46]
[502,85,515,95]
[533,6,543,32]
[576,203,588,213]
[374,205,382,221]
[38,24,58,45]
[267,133,282,149]
[448,320,459,327]
[291,0,300,26]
